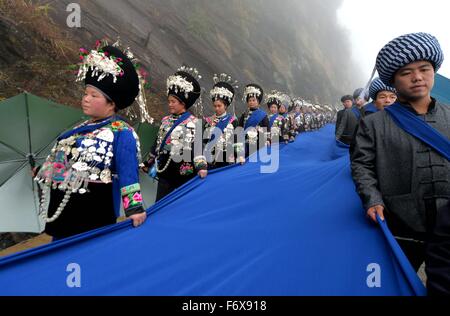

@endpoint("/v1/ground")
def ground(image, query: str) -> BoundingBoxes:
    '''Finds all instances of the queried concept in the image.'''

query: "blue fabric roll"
[0,125,424,296]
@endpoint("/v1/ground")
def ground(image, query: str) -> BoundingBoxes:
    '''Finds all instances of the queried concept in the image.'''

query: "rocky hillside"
[0,0,361,250]
[1,0,360,118]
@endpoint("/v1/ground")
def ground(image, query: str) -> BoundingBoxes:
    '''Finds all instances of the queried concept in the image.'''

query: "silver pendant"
[96,129,114,143]
[71,148,79,160]
[89,174,99,181]
[100,169,112,184]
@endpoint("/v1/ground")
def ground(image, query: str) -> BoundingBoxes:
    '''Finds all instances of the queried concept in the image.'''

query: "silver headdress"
[292,97,304,107]
[167,65,202,99]
[265,90,284,106]
[279,93,292,109]
[167,65,203,115]
[243,86,263,101]
[76,37,153,124]
[210,73,239,102]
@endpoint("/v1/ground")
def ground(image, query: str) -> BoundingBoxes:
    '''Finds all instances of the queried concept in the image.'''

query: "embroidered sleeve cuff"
[123,191,143,213]
[193,155,208,170]
[121,183,143,213]
[125,205,146,217]
[121,183,141,196]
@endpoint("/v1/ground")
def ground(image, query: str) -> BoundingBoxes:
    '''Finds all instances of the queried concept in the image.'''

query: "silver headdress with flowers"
[243,85,263,101]
[210,73,239,102]
[210,73,239,116]
[292,97,304,107]
[167,65,202,99]
[167,65,203,115]
[265,90,284,106]
[76,38,153,124]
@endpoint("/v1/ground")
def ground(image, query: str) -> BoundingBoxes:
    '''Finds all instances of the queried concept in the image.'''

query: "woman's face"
[269,104,278,114]
[279,105,287,114]
[213,100,227,116]
[82,86,115,120]
[168,95,186,115]
[247,97,260,110]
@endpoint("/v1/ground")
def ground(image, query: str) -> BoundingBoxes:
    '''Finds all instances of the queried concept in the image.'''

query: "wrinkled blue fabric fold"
[0,125,425,296]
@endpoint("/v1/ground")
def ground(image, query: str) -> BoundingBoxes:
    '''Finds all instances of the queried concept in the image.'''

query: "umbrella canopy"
[0,93,84,233]
[133,121,159,159]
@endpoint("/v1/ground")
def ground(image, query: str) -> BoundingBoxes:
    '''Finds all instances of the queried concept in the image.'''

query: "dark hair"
[341,95,353,103]
[212,98,228,108]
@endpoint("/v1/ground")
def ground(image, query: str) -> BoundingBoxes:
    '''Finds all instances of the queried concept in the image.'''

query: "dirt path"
[0,234,52,258]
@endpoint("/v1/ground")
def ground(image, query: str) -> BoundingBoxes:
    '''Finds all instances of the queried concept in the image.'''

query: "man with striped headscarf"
[351,33,450,296]
[364,78,397,115]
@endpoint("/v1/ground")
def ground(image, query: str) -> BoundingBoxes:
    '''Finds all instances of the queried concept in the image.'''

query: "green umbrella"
[133,121,159,159]
[0,93,84,233]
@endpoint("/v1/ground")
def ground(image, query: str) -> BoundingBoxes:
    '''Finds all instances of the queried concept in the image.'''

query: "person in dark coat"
[351,32,450,296]
[34,43,149,239]
[266,90,289,144]
[144,66,208,201]
[291,99,305,135]
[335,95,353,134]
[335,89,369,145]
[203,73,244,169]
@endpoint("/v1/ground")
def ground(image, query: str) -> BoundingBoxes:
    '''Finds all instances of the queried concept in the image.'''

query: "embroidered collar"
[170,112,188,120]
[86,115,115,126]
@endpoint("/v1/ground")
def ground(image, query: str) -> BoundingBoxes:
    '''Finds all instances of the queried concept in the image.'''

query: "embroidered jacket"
[269,114,290,143]
[149,113,207,178]
[35,116,145,218]
[203,114,244,166]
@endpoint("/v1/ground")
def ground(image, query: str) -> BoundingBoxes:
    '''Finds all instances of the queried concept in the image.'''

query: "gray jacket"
[351,100,449,237]
[335,107,363,145]
[335,109,345,136]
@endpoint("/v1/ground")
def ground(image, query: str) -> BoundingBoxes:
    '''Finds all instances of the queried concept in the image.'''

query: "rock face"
[0,1,83,105]
[1,0,360,117]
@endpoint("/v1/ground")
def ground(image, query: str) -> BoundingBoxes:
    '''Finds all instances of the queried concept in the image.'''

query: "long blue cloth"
[244,109,267,129]
[364,102,378,114]
[269,114,279,128]
[351,107,362,120]
[0,125,425,296]
[209,114,232,143]
[385,103,450,161]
